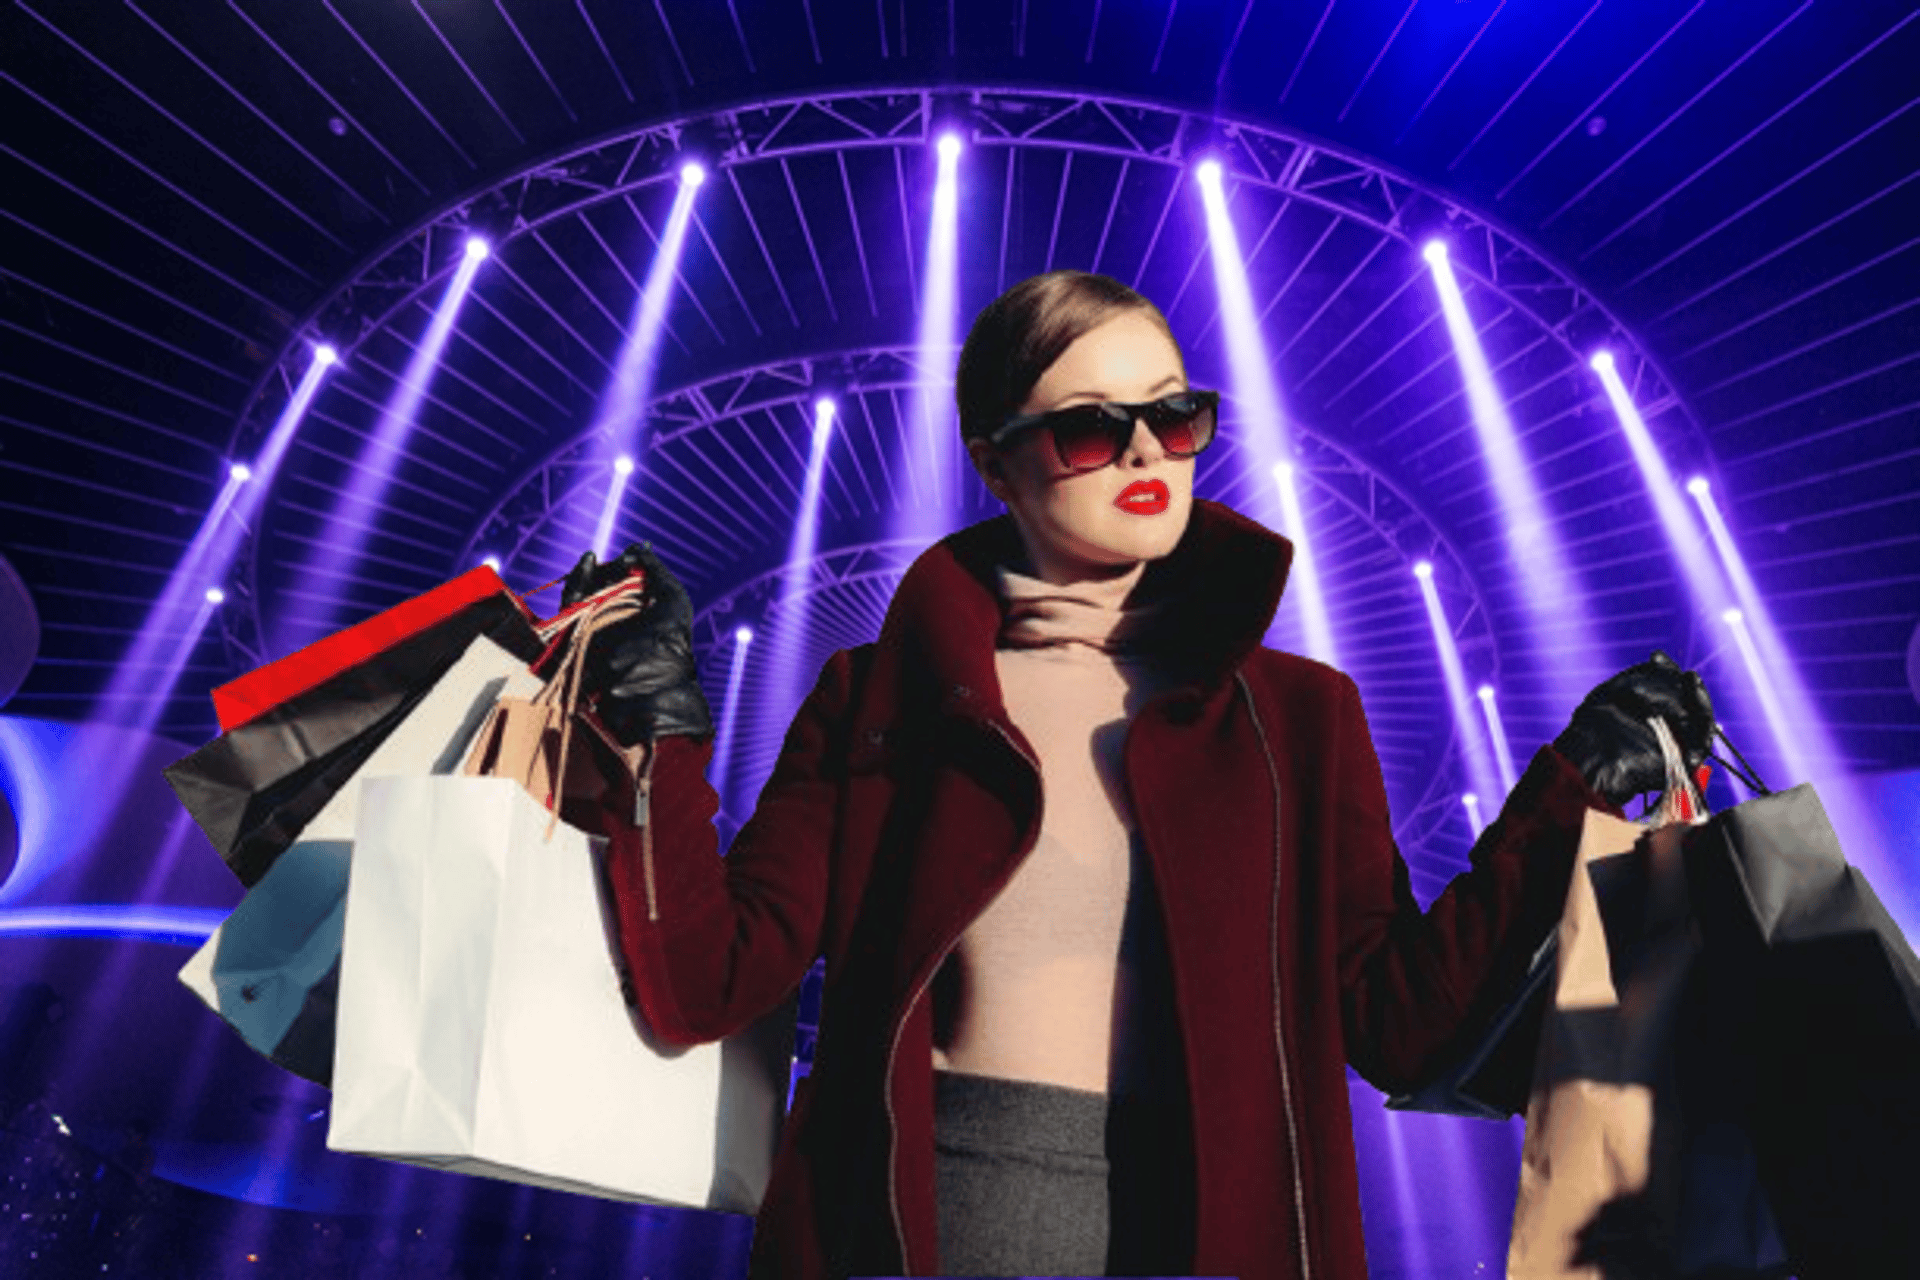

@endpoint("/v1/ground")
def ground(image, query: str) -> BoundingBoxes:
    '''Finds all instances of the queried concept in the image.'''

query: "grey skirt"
[931,1068,1196,1277]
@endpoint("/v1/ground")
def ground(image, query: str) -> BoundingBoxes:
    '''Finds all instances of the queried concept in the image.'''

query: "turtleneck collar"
[874,499,1297,721]
[994,564,1175,656]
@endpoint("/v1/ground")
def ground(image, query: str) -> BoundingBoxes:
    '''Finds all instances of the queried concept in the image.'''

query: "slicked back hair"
[954,270,1180,446]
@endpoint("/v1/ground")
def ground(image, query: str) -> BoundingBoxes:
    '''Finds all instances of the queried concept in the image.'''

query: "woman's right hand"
[562,543,715,746]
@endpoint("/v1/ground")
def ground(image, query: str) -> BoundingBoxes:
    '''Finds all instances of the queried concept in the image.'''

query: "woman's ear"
[967,437,1009,500]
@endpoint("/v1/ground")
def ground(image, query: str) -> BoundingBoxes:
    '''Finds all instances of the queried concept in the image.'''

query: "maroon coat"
[600,498,1606,1279]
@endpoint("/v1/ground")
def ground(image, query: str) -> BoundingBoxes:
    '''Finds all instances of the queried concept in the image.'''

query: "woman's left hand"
[1552,651,1713,807]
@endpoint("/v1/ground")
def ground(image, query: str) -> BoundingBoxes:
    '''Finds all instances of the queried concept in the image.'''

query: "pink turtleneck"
[928,565,1187,1101]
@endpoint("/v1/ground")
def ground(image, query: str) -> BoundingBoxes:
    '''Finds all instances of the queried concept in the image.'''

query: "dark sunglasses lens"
[1050,407,1128,471]
[1147,396,1214,456]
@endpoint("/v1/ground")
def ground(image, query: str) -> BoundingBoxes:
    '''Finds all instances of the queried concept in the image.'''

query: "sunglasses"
[986,389,1220,474]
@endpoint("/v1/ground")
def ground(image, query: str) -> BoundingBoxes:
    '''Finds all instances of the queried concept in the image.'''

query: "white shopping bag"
[327,773,794,1213]
[177,636,542,1084]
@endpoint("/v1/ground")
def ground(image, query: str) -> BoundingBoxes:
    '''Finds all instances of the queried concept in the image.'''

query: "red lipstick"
[1114,479,1169,515]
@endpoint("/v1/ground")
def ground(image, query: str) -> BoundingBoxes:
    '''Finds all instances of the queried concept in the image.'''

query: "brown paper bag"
[1509,721,1703,1279]
[462,588,648,837]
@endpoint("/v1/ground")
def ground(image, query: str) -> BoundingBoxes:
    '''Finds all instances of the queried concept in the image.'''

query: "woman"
[565,271,1714,1279]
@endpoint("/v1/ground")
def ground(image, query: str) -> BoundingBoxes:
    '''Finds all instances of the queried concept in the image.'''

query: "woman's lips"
[1114,479,1169,515]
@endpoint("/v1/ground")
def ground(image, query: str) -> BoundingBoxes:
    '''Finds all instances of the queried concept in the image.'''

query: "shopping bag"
[211,565,536,730]
[1680,780,1920,1277]
[1509,721,1709,1279]
[176,635,542,1084]
[327,773,795,1213]
[463,579,649,832]
[165,580,544,886]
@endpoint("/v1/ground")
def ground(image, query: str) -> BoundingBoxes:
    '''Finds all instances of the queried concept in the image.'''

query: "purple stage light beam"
[1197,160,1337,665]
[766,399,838,737]
[586,165,705,556]
[1590,353,1732,618]
[1425,242,1601,711]
[903,134,963,544]
[1689,477,1844,793]
[57,348,336,877]
[592,455,637,559]
[1476,684,1519,795]
[100,348,334,730]
[1462,792,1487,837]
[709,626,754,848]
[1597,359,1900,917]
[283,241,489,651]
[1415,560,1502,809]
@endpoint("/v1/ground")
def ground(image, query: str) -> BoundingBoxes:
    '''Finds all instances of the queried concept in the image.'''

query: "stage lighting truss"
[214,87,1702,881]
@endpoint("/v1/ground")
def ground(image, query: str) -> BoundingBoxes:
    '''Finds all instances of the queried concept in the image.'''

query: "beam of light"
[1597,359,1902,920]
[281,242,488,653]
[765,399,838,741]
[1475,684,1519,794]
[55,350,335,883]
[0,905,224,948]
[1197,161,1336,665]
[1690,477,1852,795]
[1271,463,1339,669]
[1415,561,1502,811]
[1591,352,1734,620]
[1379,1111,1435,1280]
[578,166,705,559]
[901,134,963,545]
[1424,241,1601,711]
[1462,792,1487,837]
[708,626,754,849]
[591,455,637,560]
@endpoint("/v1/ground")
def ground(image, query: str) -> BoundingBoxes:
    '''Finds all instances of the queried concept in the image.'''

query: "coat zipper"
[1235,671,1312,1279]
[638,741,658,921]
[883,713,1041,1275]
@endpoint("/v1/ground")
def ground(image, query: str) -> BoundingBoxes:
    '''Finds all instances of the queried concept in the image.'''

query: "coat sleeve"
[597,648,859,1047]
[1330,670,1609,1095]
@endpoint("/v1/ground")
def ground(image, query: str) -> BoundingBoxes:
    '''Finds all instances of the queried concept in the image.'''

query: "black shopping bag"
[1681,781,1920,1279]
[164,592,542,886]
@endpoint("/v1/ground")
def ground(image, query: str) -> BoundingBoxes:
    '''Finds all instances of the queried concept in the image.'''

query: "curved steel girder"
[224,85,1699,471]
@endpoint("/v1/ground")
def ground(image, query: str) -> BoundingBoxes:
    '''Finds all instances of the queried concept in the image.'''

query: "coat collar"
[876,498,1296,720]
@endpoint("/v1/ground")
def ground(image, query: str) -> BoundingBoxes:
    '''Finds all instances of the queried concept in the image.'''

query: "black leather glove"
[560,543,714,747]
[1553,650,1714,808]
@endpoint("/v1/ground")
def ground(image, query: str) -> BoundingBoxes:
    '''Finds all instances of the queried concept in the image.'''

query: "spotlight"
[1421,240,1448,265]
[1686,476,1709,497]
[1196,159,1223,187]
[1271,461,1294,484]
[1413,560,1434,580]
[205,587,225,605]
[614,455,635,476]
[1723,608,1744,625]
[680,161,706,187]
[936,133,961,162]
[814,396,836,416]
[314,344,338,366]
[1590,350,1616,374]
[735,626,753,645]
[1476,684,1493,700]
[481,556,500,571]
[464,236,490,261]
[229,463,252,483]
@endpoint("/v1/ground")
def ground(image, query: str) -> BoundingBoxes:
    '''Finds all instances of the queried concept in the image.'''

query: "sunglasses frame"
[985,388,1221,474]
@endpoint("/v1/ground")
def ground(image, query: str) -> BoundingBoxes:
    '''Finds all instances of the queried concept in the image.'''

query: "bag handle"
[1705,725,1771,796]
[1648,716,1709,826]
[536,591,647,831]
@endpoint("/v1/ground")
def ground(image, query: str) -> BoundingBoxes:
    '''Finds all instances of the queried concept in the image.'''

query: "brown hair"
[954,270,1179,444]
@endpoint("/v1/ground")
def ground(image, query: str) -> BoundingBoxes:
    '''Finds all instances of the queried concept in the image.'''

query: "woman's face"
[967,310,1194,585]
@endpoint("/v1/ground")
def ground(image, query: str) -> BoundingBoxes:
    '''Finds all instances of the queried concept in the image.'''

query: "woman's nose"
[1122,415,1165,465]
